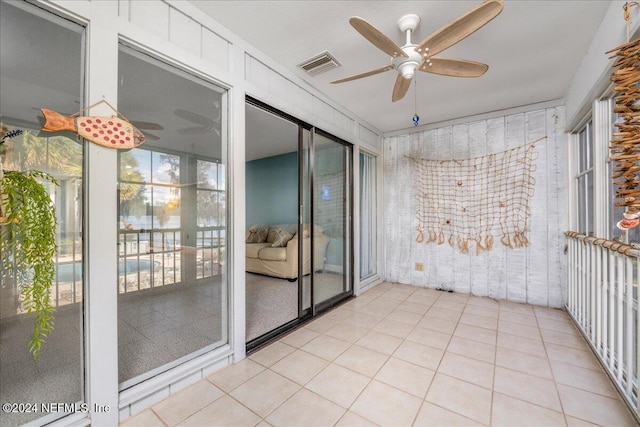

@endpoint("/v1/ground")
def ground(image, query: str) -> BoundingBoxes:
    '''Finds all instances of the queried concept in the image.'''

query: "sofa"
[246,224,330,280]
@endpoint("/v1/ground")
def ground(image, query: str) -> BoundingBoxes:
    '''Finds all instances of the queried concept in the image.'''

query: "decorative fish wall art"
[40,100,146,149]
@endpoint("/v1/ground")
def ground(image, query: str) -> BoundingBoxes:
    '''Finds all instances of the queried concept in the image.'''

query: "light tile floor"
[121,282,639,427]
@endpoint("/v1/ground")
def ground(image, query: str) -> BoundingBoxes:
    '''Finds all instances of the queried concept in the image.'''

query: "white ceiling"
[246,102,298,161]
[192,0,612,134]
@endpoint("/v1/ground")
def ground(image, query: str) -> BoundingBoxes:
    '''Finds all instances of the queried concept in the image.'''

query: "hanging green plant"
[1,125,58,359]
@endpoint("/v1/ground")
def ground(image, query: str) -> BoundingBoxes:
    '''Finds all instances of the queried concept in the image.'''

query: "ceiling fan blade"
[419,57,488,77]
[177,127,210,135]
[174,108,215,127]
[331,65,394,84]
[349,17,409,58]
[415,0,504,58]
[392,74,412,102]
[144,132,160,141]
[130,121,164,130]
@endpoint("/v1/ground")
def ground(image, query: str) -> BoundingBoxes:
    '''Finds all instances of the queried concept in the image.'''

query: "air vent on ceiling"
[298,51,341,76]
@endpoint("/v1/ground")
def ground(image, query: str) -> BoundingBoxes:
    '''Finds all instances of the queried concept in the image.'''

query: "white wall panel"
[383,136,399,281]
[408,133,423,285]
[550,107,568,306]
[436,127,456,289]
[525,109,548,306]
[468,120,490,297]
[268,71,288,102]
[120,0,231,75]
[486,117,507,300]
[129,0,169,40]
[504,113,527,303]
[117,0,130,21]
[358,124,379,149]
[397,135,413,285]
[245,55,269,89]
[312,97,334,124]
[451,124,472,294]
[335,110,355,135]
[420,129,437,286]
[383,106,568,307]
[202,28,230,71]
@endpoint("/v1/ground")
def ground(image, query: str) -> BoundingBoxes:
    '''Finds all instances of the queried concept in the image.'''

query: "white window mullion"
[85,2,120,424]
[568,132,579,231]
[593,98,613,238]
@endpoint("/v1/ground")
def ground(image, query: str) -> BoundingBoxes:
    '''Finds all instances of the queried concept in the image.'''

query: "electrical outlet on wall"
[415,262,424,271]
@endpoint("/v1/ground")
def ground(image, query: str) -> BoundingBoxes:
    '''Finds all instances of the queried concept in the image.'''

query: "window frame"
[570,93,629,242]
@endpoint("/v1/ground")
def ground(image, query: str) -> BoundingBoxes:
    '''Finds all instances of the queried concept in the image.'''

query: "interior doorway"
[245,102,299,342]
[245,99,353,349]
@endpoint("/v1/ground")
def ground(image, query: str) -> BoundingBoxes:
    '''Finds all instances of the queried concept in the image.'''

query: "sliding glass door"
[300,128,312,314]
[306,131,352,310]
[245,99,352,348]
[245,102,300,343]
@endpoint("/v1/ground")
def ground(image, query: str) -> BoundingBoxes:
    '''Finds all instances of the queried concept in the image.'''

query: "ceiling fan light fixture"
[332,0,503,101]
[398,61,419,79]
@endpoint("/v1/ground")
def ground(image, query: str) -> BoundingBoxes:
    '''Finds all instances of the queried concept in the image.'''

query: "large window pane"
[117,48,227,388]
[575,121,594,234]
[313,132,352,306]
[359,152,377,279]
[586,172,594,234]
[0,1,85,425]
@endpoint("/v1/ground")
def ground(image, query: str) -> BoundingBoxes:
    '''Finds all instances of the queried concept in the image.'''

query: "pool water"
[55,259,160,282]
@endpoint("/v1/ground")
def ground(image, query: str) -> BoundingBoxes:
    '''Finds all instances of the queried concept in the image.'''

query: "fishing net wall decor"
[409,136,544,254]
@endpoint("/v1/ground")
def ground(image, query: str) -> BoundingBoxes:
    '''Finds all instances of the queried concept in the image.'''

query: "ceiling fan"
[175,102,221,137]
[130,120,163,141]
[331,0,504,102]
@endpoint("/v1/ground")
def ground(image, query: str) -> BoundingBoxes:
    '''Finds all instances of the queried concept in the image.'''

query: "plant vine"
[0,169,58,359]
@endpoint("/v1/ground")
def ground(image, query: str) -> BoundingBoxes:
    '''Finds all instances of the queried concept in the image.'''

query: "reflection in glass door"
[0,3,85,425]
[306,130,352,310]
[117,47,228,389]
[244,102,300,345]
[300,128,312,314]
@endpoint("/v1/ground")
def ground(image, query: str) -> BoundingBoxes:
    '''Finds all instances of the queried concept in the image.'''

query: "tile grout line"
[534,306,570,426]
[128,283,634,426]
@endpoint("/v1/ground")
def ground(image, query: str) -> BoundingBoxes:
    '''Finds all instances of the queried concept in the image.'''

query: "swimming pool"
[55,259,161,282]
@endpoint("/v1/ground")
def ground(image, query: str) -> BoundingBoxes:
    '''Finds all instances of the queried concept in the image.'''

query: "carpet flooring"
[245,272,346,341]
[245,273,298,341]
[1,272,345,426]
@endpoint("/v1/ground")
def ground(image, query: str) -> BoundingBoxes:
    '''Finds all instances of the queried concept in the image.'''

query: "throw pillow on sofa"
[246,224,268,243]
[271,226,294,247]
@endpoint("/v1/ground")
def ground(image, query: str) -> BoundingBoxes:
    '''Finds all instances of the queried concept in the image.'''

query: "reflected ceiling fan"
[175,103,221,137]
[331,0,504,102]
[130,120,163,141]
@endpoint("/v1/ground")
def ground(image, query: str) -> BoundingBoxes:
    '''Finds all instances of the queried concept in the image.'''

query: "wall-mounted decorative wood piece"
[40,99,147,149]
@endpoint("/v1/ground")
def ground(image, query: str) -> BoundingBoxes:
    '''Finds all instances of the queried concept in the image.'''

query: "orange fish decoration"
[40,100,146,149]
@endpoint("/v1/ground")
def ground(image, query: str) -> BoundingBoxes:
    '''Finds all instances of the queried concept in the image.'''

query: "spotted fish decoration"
[41,108,146,149]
